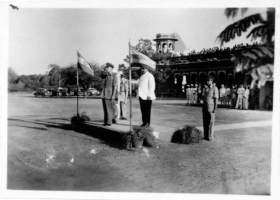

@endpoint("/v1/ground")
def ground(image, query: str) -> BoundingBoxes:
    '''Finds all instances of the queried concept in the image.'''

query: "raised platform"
[80,119,176,143]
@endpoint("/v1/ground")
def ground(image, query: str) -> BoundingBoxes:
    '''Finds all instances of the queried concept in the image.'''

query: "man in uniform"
[113,65,125,123]
[202,76,218,141]
[119,74,128,120]
[100,63,118,126]
[137,67,156,127]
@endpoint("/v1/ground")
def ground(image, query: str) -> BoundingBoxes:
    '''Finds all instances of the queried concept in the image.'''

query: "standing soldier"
[185,85,191,105]
[197,83,202,104]
[113,65,125,123]
[193,83,198,104]
[190,84,194,104]
[119,75,128,120]
[137,67,156,127]
[202,76,218,141]
[231,85,237,109]
[226,85,232,107]
[235,84,245,109]
[100,63,118,126]
[219,84,226,105]
[242,85,250,110]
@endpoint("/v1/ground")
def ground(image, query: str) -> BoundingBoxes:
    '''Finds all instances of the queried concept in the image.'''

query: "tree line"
[8,63,106,93]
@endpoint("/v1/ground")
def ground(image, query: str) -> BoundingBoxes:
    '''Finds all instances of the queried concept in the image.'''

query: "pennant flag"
[130,46,156,71]
[77,51,94,76]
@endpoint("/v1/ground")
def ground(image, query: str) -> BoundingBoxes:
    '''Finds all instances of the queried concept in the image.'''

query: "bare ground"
[6,93,272,194]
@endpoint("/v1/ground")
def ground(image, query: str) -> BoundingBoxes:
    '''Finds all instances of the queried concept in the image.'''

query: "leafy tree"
[216,8,275,88]
[60,62,104,94]
[48,64,61,87]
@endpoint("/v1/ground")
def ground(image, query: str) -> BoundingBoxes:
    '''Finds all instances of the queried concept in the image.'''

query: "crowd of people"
[185,83,251,110]
[187,42,261,56]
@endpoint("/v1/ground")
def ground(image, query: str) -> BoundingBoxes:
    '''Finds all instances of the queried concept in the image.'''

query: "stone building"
[153,33,273,110]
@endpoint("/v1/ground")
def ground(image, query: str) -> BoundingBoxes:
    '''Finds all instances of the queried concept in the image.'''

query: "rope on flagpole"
[129,41,132,132]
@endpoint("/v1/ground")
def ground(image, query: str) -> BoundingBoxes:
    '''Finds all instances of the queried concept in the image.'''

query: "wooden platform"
[81,119,176,143]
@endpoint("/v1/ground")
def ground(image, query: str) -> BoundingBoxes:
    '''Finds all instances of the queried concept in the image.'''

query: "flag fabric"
[130,46,156,71]
[77,51,94,76]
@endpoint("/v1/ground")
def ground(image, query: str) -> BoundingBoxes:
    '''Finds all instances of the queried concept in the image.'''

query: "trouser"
[102,99,114,125]
[113,100,119,120]
[193,95,197,104]
[243,97,248,109]
[120,101,127,118]
[203,111,215,140]
[139,97,152,125]
[235,97,243,109]
[186,95,190,104]
[231,97,236,108]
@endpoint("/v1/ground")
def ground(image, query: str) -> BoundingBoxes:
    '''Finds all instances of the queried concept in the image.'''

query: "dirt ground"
[6,93,272,195]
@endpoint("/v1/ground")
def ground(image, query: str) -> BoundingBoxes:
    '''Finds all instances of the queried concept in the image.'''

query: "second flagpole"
[77,55,79,117]
[129,41,132,132]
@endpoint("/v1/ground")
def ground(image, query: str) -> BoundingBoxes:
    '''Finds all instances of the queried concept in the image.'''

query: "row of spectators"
[186,42,261,56]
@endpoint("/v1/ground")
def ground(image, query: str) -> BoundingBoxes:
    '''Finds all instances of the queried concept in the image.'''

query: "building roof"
[153,33,178,41]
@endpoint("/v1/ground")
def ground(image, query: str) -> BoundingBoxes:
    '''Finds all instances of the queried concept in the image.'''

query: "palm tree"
[217,8,275,88]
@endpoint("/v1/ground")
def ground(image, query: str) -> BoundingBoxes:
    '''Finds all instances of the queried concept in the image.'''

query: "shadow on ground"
[9,118,129,149]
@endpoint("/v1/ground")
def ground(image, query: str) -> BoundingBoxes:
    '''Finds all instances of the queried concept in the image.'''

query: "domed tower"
[153,33,178,53]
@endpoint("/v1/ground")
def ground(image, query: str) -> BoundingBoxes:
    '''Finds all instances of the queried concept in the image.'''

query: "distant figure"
[226,86,232,107]
[189,84,194,104]
[219,84,226,105]
[243,85,250,110]
[197,84,202,104]
[235,85,245,109]
[10,4,19,10]
[193,84,198,104]
[231,85,237,109]
[185,85,191,105]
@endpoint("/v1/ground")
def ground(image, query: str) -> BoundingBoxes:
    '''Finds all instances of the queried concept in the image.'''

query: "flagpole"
[129,41,132,132]
[77,57,79,117]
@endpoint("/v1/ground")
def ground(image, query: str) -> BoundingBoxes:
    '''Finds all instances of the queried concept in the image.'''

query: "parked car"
[87,88,100,96]
[57,87,68,96]
[34,88,50,97]
[50,89,59,96]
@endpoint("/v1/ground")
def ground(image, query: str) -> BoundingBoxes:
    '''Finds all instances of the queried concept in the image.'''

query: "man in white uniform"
[137,67,156,127]
[235,84,245,109]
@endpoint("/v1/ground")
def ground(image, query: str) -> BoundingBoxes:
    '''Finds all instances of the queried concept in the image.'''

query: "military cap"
[105,62,114,68]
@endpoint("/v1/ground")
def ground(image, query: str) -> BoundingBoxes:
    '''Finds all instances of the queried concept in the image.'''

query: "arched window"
[191,73,197,84]
[162,43,167,53]
[218,72,226,86]
[199,72,207,85]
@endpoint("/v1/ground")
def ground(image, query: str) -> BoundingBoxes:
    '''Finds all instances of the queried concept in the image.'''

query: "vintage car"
[57,87,68,96]
[87,88,100,96]
[34,88,50,97]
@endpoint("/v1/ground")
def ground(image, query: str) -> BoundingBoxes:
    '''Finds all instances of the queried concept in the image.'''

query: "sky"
[7,3,268,75]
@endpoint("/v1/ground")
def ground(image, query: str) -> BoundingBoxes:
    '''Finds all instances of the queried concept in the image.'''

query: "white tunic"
[137,71,156,100]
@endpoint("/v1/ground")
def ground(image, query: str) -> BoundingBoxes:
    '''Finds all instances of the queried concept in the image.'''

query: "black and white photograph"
[1,0,279,199]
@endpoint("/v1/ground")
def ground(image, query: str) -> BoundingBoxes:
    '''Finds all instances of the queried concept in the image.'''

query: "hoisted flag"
[77,51,94,76]
[129,46,156,71]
